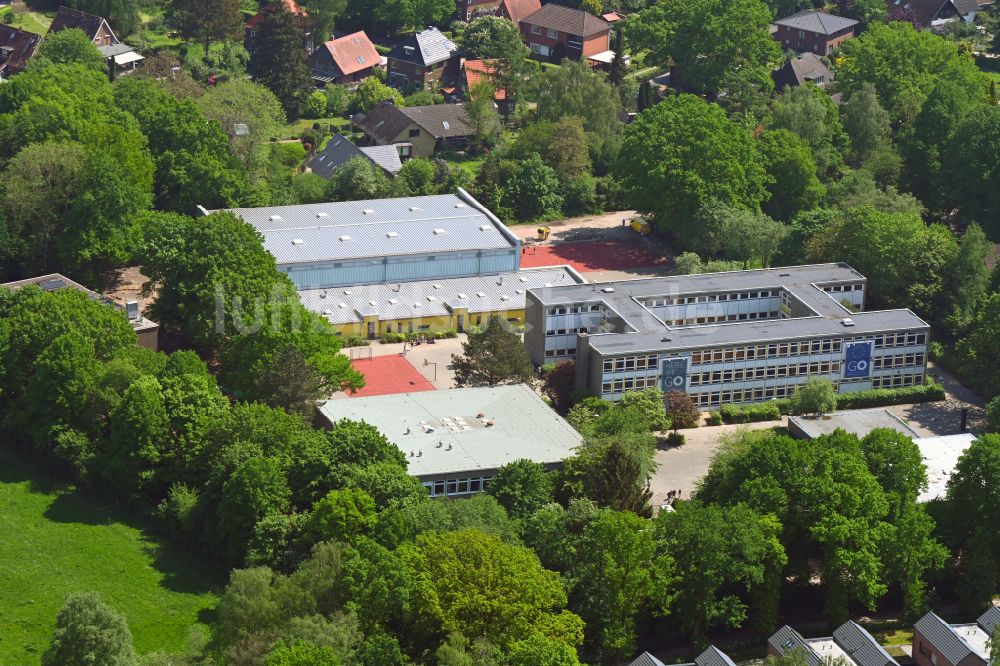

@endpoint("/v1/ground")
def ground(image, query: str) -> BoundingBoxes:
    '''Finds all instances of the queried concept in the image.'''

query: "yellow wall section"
[331,308,526,337]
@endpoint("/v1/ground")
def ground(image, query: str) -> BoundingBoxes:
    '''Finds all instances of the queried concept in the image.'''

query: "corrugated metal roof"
[216,190,517,265]
[628,653,668,666]
[696,646,738,666]
[914,613,976,666]
[318,384,584,477]
[769,626,822,666]
[834,621,898,666]
[299,266,583,325]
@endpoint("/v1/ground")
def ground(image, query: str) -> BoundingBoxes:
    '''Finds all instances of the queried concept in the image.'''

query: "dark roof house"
[387,27,459,67]
[773,52,834,89]
[47,6,118,45]
[769,622,899,666]
[912,608,1000,666]
[771,10,857,55]
[0,25,40,80]
[887,0,978,27]
[521,3,610,37]
[357,102,475,143]
[628,646,738,666]
[306,134,403,178]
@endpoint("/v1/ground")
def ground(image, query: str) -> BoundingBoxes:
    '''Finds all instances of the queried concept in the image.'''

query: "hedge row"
[718,382,945,424]
[379,330,458,344]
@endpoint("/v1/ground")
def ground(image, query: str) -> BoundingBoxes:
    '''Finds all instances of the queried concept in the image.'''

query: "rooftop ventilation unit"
[386,231,399,238]
[363,208,375,215]
[126,301,140,321]
[343,289,352,295]
[409,206,422,212]
[292,238,304,245]
[500,295,509,301]
[476,291,485,297]
[339,235,351,241]
[338,303,347,308]
[369,300,377,306]
[322,308,332,315]
[432,284,442,289]
[269,215,282,221]
[389,298,398,304]
[427,295,436,301]
[601,287,616,293]
[319,290,327,299]
[316,212,328,218]
[455,203,466,208]
[457,293,467,299]
[841,318,855,327]
[516,289,525,294]
[433,228,446,235]
[479,225,492,231]
[519,276,528,282]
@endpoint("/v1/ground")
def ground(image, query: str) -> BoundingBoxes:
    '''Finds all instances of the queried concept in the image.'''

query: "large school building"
[210,190,583,337]
[524,264,930,408]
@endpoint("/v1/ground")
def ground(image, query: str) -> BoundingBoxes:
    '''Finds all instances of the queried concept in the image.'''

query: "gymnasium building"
[524,264,930,408]
[209,190,584,337]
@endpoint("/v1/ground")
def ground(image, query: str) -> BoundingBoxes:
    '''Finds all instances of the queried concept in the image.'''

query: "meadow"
[0,448,222,664]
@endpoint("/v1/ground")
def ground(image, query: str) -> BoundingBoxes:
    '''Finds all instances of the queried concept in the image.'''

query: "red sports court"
[519,241,667,272]
[347,354,435,397]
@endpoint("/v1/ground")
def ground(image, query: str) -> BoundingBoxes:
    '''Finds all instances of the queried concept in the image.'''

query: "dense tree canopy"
[625,0,781,98]
[615,94,768,235]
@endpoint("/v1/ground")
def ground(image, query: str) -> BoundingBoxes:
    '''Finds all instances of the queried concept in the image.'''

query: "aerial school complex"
[212,189,583,338]
[524,264,930,408]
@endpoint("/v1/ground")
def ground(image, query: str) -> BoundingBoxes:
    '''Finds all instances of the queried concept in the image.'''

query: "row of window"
[689,361,841,386]
[690,339,844,364]
[874,353,925,369]
[603,354,663,372]
[642,290,783,307]
[665,310,780,326]
[601,375,661,394]
[530,25,560,38]
[422,476,494,497]
[872,373,923,389]
[545,347,576,358]
[822,283,864,293]
[871,332,927,348]
[547,304,602,316]
[547,327,590,336]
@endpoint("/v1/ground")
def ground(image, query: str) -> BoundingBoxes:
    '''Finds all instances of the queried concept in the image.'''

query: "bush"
[664,431,685,447]
[986,396,1000,433]
[561,175,599,216]
[834,383,945,410]
[380,332,406,343]
[325,85,353,117]
[342,336,369,348]
[305,90,328,119]
[719,402,782,424]
[706,411,723,426]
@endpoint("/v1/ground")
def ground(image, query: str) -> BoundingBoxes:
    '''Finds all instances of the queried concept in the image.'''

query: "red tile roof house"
[518,3,611,64]
[499,0,541,23]
[309,30,380,86]
[0,24,40,81]
[771,10,858,55]
[245,0,313,56]
[386,27,461,91]
[463,58,513,112]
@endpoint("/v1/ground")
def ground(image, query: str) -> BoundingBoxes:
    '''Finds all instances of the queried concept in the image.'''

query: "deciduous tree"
[758,129,825,222]
[487,459,555,519]
[452,316,535,387]
[42,592,136,666]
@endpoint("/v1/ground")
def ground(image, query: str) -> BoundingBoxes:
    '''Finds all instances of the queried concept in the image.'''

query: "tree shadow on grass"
[0,447,227,597]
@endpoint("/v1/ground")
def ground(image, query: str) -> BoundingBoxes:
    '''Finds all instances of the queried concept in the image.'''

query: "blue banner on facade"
[661,357,690,391]
[844,341,873,378]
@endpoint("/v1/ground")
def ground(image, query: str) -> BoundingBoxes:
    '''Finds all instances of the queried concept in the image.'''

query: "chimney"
[126,300,140,320]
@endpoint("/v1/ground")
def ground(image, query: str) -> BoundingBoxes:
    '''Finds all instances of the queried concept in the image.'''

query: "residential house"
[0,25,40,81]
[48,6,144,74]
[629,646,738,666]
[912,608,1000,666]
[306,134,403,178]
[0,274,159,350]
[771,10,858,55]
[772,52,834,90]
[464,58,511,113]
[48,6,117,45]
[887,0,978,28]
[355,101,490,158]
[769,622,900,666]
[458,0,502,21]
[498,0,541,24]
[519,3,611,63]
[245,0,312,56]
[309,30,380,86]
[386,27,461,91]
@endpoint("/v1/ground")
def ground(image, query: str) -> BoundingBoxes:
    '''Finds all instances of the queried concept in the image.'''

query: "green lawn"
[447,155,485,179]
[0,6,51,35]
[0,449,222,664]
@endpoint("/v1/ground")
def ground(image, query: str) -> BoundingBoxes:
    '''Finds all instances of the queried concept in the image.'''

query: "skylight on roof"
[442,121,450,129]
[339,235,351,241]
[357,55,365,63]
[433,228,446,235]
[386,231,399,238]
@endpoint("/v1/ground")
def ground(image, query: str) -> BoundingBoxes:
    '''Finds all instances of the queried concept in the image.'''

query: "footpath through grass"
[0,448,222,664]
